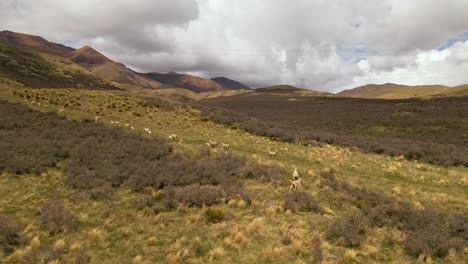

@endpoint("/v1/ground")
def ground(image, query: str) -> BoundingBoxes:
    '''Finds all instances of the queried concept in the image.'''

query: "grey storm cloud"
[1,0,468,91]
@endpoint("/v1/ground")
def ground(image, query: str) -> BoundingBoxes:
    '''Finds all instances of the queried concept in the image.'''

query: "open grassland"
[0,84,467,263]
[197,94,468,166]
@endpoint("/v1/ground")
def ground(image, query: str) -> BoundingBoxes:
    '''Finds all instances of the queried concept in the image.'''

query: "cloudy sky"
[1,0,468,92]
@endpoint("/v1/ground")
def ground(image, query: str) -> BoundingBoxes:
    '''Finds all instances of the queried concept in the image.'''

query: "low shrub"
[136,195,155,210]
[38,201,76,234]
[163,185,223,208]
[284,191,323,213]
[0,215,22,253]
[325,214,367,248]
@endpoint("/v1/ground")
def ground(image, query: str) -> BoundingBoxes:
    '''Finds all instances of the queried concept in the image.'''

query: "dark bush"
[319,169,468,258]
[136,195,155,210]
[239,164,284,182]
[284,191,323,213]
[0,215,22,253]
[325,214,367,247]
[195,96,468,166]
[38,201,76,234]
[0,100,284,209]
[402,209,465,257]
[202,207,225,223]
[163,185,223,208]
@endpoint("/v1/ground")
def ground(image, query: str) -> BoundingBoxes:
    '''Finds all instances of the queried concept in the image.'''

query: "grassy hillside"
[0,44,116,89]
[0,84,466,263]
[337,83,468,99]
[196,93,468,166]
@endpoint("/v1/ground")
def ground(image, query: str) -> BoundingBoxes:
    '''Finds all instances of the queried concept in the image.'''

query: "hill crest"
[143,72,226,93]
[211,77,251,90]
[337,83,468,99]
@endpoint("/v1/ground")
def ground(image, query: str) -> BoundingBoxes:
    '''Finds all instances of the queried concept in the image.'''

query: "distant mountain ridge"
[211,77,251,90]
[255,85,334,96]
[338,83,468,99]
[142,72,226,93]
[0,30,254,93]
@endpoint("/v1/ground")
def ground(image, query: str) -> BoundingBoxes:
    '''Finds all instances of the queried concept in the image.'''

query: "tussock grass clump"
[0,215,22,253]
[202,207,225,224]
[38,201,76,234]
[284,191,323,213]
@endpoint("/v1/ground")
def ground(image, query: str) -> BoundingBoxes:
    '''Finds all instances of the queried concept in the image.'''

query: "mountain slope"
[143,72,226,93]
[0,30,161,89]
[0,30,73,57]
[211,77,251,90]
[337,83,468,99]
[68,46,162,89]
[0,43,116,89]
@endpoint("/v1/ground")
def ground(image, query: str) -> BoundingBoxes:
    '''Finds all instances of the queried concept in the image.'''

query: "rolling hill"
[0,30,162,89]
[211,76,251,90]
[0,43,116,89]
[337,83,468,99]
[142,72,226,93]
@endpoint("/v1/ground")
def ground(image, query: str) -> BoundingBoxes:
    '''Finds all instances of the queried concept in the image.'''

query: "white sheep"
[59,108,64,112]
[290,168,301,191]
[168,134,178,141]
[268,148,276,157]
[130,126,135,130]
[221,143,230,150]
[94,116,101,122]
[292,168,299,178]
[208,140,218,148]
[110,120,115,125]
[205,142,212,147]
[290,178,302,191]
[125,123,130,127]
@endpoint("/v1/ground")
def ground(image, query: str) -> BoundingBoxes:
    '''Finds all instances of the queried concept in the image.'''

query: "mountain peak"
[70,45,115,66]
